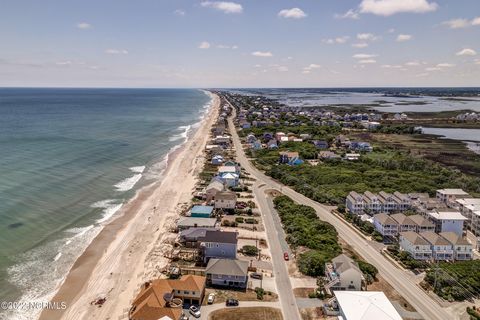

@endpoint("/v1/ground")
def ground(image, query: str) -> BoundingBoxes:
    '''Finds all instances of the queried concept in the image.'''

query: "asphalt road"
[253,182,302,320]
[224,95,454,320]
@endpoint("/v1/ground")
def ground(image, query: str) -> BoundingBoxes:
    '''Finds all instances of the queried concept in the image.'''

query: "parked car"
[283,252,289,261]
[189,306,201,318]
[226,298,239,306]
[207,293,216,304]
[250,272,263,280]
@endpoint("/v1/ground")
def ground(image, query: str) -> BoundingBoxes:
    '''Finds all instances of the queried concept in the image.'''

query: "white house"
[324,254,363,293]
[333,291,402,320]
[346,191,365,214]
[399,231,432,260]
[440,232,473,260]
[214,191,237,210]
[420,231,454,261]
[373,213,398,236]
[426,209,468,235]
[436,189,470,207]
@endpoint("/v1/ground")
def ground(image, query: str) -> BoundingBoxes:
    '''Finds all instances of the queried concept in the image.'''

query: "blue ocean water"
[0,88,211,319]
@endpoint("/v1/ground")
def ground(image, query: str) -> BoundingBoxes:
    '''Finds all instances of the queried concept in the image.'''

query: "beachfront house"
[399,231,432,260]
[205,258,249,289]
[177,217,218,231]
[214,191,237,210]
[211,155,224,165]
[129,275,206,320]
[190,205,214,218]
[205,179,224,201]
[218,172,239,188]
[198,230,238,263]
[324,254,363,293]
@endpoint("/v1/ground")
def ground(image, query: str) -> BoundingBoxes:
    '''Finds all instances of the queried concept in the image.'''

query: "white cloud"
[357,33,379,41]
[278,8,307,19]
[352,43,368,48]
[381,64,403,69]
[323,36,350,44]
[473,17,480,25]
[302,70,311,74]
[198,41,211,49]
[56,61,73,66]
[405,61,421,66]
[475,59,480,65]
[456,48,477,56]
[277,66,289,72]
[200,1,243,14]
[216,44,238,49]
[358,59,377,64]
[77,22,92,29]
[425,67,441,71]
[105,49,128,54]
[252,51,273,57]
[436,63,455,68]
[174,9,186,16]
[359,0,438,17]
[396,34,412,42]
[442,18,470,29]
[335,9,360,20]
[353,53,378,59]
[387,28,396,33]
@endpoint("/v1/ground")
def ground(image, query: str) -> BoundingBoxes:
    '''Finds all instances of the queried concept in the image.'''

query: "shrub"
[235,217,244,224]
[245,218,257,224]
[242,245,259,256]
[254,287,265,300]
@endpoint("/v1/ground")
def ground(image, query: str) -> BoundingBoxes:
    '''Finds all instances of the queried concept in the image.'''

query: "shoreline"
[39,92,220,320]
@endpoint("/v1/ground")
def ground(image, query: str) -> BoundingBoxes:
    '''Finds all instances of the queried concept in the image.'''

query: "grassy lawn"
[209,307,283,320]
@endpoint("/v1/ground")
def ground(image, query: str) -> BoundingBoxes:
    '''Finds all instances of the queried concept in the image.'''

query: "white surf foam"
[169,124,192,142]
[129,165,146,173]
[114,174,142,192]
[91,199,123,224]
[4,224,101,320]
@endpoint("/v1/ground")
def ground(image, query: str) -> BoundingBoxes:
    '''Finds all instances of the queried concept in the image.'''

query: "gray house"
[205,258,249,289]
[198,230,238,263]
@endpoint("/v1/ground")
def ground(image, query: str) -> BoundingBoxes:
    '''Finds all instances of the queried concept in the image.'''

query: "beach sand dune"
[39,94,220,320]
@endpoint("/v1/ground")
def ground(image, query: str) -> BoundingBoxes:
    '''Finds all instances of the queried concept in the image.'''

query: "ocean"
[0,88,212,320]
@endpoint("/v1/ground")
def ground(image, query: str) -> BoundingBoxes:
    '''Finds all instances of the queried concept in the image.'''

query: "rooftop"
[191,205,214,215]
[198,230,237,244]
[428,209,468,221]
[334,291,402,320]
[206,258,248,276]
[437,189,469,196]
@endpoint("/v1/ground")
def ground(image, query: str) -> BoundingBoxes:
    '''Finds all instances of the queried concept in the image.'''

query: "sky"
[0,0,479,88]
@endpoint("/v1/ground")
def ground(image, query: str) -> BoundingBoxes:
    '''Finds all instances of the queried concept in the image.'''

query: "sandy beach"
[39,93,220,320]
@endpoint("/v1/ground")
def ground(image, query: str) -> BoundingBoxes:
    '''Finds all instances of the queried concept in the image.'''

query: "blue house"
[289,157,304,166]
[251,141,262,150]
[198,230,238,263]
[263,133,273,142]
[313,140,329,149]
[191,205,214,218]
